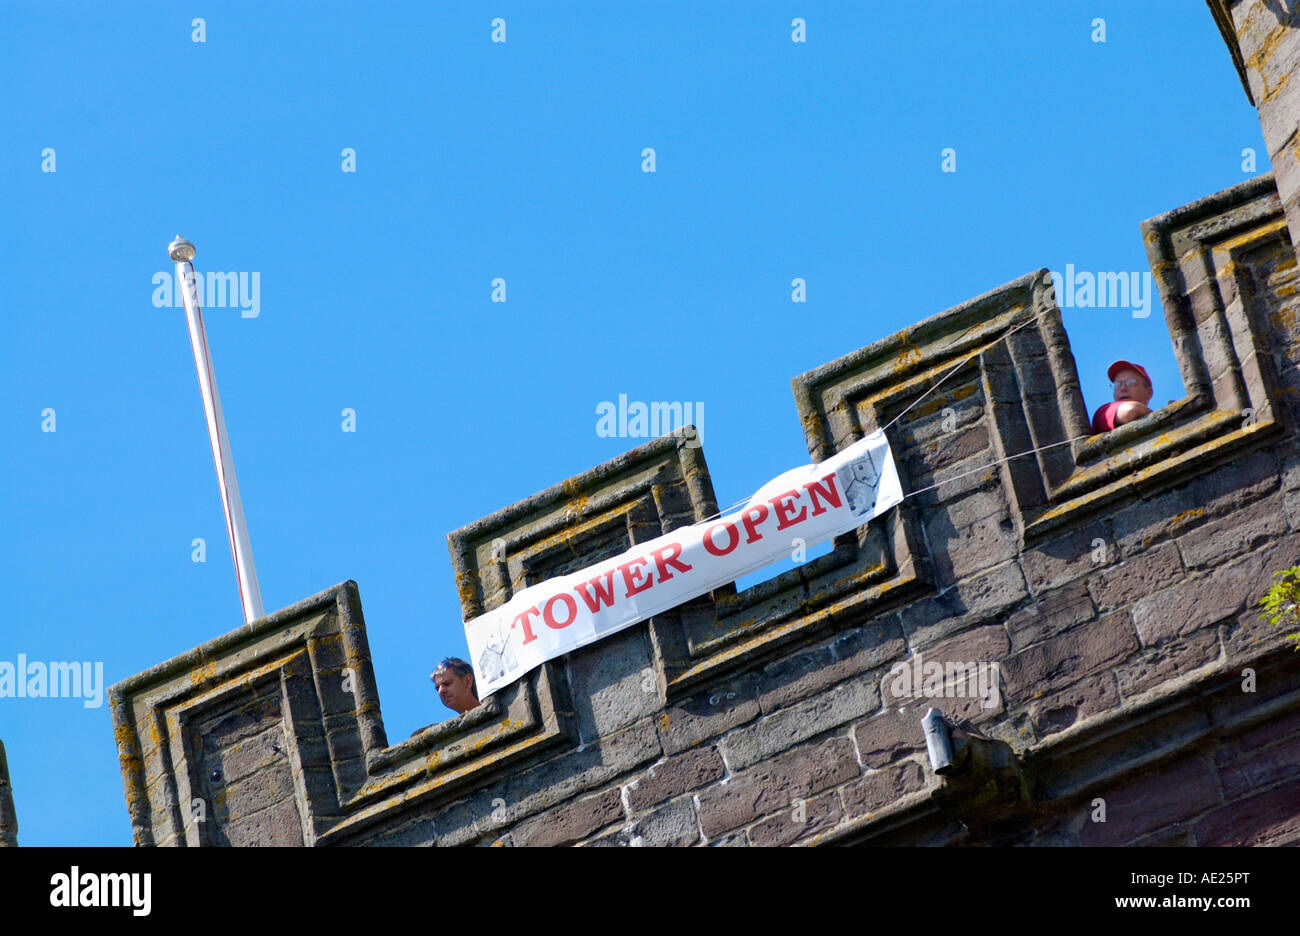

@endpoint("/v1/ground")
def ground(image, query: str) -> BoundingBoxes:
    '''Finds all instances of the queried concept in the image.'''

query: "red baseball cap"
[1107,360,1151,390]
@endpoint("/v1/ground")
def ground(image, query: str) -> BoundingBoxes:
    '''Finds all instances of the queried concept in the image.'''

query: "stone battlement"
[104,2,1300,846]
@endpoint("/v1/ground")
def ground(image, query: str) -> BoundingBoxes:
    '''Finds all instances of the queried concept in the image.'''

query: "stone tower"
[1212,0,1300,260]
[101,6,1300,846]
[0,740,16,847]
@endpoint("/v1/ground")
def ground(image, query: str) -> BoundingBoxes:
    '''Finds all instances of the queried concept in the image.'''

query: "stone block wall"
[101,6,1300,848]
[0,740,16,847]
[109,168,1300,846]
[1213,0,1300,259]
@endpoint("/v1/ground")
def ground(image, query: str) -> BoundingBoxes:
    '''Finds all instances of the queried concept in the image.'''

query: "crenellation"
[92,6,1300,846]
[0,740,16,847]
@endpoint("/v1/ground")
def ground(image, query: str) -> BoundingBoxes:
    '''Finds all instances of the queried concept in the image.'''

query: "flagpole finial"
[168,236,196,262]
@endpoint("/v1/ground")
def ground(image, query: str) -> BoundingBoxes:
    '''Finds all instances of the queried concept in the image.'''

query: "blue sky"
[0,2,1267,845]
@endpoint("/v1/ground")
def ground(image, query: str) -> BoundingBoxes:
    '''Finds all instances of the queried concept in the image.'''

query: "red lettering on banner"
[803,473,842,516]
[740,503,769,544]
[769,489,808,530]
[619,556,654,597]
[543,593,578,629]
[512,606,541,645]
[574,570,620,613]
[650,541,692,582]
[703,521,739,556]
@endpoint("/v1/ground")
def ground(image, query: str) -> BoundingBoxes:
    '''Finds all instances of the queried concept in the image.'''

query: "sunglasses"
[431,658,471,679]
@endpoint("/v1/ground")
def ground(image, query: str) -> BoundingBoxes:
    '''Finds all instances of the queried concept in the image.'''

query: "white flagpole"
[168,235,265,625]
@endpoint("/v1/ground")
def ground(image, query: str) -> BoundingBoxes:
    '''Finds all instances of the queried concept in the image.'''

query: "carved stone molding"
[794,175,1289,551]
[109,582,568,846]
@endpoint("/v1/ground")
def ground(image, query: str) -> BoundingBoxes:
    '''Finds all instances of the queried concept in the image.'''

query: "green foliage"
[1259,566,1300,649]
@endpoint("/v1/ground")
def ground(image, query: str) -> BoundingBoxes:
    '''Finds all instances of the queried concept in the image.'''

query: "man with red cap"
[1091,360,1154,434]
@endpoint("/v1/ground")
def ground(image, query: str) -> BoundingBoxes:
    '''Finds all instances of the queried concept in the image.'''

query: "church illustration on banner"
[837,448,883,518]
[478,617,520,684]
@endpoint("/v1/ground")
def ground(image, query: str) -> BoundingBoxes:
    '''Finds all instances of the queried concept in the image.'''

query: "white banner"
[464,429,903,697]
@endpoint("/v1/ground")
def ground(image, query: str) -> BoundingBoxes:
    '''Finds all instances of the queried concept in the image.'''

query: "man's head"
[431,657,479,714]
[1108,360,1152,406]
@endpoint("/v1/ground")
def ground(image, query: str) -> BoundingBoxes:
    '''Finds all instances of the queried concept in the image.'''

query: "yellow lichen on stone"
[910,383,978,421]
[1246,24,1292,102]
[894,344,923,371]
[189,660,218,686]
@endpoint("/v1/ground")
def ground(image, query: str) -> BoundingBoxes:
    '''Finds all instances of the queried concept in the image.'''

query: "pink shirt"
[1091,401,1122,434]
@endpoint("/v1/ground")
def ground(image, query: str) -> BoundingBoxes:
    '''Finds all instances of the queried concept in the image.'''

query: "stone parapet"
[110,9,1300,839]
